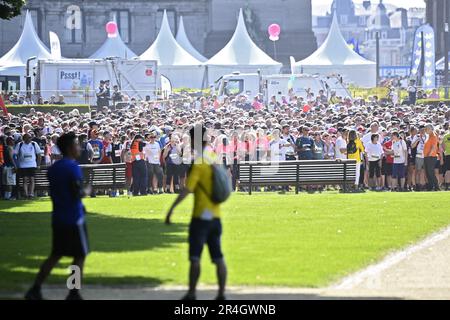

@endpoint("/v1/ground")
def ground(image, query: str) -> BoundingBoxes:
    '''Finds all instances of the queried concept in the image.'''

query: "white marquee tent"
[206,9,282,84]
[0,11,53,91]
[436,54,450,71]
[292,15,376,88]
[176,16,207,63]
[90,30,137,59]
[140,10,205,88]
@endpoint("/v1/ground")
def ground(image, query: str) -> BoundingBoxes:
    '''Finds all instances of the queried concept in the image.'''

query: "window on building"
[359,16,366,26]
[111,10,131,43]
[156,9,177,34]
[340,15,348,25]
[28,9,41,37]
[65,5,83,43]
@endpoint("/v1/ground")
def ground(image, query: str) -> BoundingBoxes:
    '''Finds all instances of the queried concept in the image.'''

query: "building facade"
[0,0,317,67]
[313,0,425,72]
[425,0,450,60]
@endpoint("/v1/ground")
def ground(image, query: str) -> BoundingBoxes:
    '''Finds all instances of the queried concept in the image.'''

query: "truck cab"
[216,72,261,99]
[216,72,351,103]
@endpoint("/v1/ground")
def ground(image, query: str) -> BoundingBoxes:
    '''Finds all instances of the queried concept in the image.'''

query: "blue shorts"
[189,218,223,263]
[392,163,406,179]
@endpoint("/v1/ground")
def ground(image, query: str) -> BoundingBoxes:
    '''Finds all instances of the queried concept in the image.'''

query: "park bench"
[237,160,357,194]
[17,163,127,196]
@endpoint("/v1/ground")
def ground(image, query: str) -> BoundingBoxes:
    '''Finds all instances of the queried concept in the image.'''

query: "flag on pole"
[0,94,8,115]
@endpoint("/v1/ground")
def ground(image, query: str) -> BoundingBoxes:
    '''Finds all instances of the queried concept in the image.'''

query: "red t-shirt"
[383,140,393,164]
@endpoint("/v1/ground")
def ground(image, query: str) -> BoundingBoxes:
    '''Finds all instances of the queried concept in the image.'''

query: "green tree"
[0,0,26,20]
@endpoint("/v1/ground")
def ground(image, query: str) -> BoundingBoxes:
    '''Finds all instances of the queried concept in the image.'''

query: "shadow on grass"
[0,209,187,290]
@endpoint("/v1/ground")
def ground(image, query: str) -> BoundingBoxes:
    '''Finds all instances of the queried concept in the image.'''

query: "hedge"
[5,104,91,115]
[416,99,450,106]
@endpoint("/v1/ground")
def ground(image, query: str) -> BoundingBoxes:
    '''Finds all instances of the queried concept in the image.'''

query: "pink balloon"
[268,24,281,41]
[105,21,118,35]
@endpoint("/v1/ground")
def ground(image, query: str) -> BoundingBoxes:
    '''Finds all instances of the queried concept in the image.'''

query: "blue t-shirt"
[48,158,85,226]
[89,139,104,161]
[296,136,314,160]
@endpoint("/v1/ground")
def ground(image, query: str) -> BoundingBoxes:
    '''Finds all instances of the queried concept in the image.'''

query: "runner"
[25,132,90,300]
[165,125,228,301]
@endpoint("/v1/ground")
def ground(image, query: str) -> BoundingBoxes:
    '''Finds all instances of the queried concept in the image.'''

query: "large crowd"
[1,80,450,200]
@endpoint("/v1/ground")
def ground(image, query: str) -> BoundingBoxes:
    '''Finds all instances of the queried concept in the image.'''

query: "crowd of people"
[1,81,450,200]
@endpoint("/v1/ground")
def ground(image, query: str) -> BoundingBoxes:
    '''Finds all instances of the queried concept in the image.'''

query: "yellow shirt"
[186,150,221,219]
[347,139,365,163]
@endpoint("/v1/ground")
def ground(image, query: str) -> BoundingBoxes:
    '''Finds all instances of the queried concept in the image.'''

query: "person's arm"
[87,143,94,162]
[338,140,347,154]
[34,143,42,168]
[70,167,91,200]
[411,136,419,148]
[403,141,408,165]
[8,147,17,171]
[165,188,190,225]
[162,144,170,159]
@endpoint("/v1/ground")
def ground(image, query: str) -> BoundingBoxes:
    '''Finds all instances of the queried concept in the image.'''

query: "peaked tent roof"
[0,11,52,67]
[296,14,375,66]
[140,10,202,66]
[90,30,137,59]
[176,16,207,63]
[207,9,281,66]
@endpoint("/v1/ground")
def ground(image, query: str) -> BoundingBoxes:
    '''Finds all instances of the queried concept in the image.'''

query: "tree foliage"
[0,0,26,20]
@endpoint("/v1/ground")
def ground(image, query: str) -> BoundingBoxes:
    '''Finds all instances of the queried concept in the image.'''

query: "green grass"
[1,192,450,291]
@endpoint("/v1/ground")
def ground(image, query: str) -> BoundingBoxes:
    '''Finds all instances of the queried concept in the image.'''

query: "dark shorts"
[52,222,89,258]
[179,164,191,177]
[392,163,406,179]
[189,218,223,263]
[435,159,441,170]
[369,161,381,178]
[381,161,393,176]
[19,167,36,178]
[445,156,450,172]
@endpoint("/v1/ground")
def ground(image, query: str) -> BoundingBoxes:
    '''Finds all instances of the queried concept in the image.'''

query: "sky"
[312,0,426,16]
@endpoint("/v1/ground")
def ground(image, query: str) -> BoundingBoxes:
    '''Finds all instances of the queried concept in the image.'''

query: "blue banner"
[410,24,436,89]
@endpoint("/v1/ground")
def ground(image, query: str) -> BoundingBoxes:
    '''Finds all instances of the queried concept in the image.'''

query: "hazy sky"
[312,0,426,15]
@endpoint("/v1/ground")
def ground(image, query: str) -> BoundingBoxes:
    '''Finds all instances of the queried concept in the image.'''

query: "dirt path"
[3,226,450,300]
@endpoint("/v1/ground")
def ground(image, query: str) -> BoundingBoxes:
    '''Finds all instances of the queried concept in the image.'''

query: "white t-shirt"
[365,142,383,162]
[392,140,407,164]
[335,137,347,160]
[412,135,426,159]
[281,134,295,156]
[270,138,287,162]
[15,142,42,168]
[143,142,161,165]
[362,132,378,149]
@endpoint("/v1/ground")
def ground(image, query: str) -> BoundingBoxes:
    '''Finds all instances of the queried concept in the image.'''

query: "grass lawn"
[1,192,450,291]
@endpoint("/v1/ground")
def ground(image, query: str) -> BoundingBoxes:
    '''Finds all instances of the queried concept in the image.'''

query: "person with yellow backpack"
[165,125,231,300]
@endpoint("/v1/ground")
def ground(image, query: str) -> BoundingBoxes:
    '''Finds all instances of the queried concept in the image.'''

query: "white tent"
[292,15,376,88]
[0,11,53,91]
[206,8,282,84]
[90,31,137,59]
[176,16,207,63]
[436,54,450,71]
[140,10,205,88]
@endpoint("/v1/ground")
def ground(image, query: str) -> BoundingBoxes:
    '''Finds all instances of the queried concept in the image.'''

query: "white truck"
[215,72,351,103]
[34,58,165,105]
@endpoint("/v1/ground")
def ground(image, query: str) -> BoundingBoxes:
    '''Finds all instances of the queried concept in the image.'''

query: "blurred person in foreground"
[165,125,228,301]
[25,132,90,300]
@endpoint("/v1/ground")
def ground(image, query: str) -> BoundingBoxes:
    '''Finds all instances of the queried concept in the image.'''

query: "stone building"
[425,0,450,60]
[0,0,317,68]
